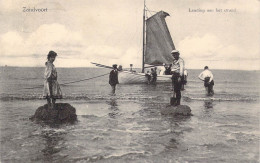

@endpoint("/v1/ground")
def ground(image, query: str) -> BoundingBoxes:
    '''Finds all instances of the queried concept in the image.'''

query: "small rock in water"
[161,105,192,116]
[30,103,77,124]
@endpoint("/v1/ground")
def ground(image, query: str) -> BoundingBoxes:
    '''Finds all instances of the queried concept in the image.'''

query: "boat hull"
[118,71,172,84]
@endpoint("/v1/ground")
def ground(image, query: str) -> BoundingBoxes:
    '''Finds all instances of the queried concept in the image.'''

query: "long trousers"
[172,74,182,105]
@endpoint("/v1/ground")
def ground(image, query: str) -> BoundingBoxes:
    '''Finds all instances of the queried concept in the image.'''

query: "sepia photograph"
[0,0,259,162]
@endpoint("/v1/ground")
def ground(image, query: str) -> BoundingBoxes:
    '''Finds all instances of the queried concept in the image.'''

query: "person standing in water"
[109,64,119,95]
[198,66,214,96]
[170,50,185,106]
[43,51,62,108]
[151,68,157,84]
[145,70,151,84]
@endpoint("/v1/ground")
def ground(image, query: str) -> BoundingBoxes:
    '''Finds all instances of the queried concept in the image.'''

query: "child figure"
[43,51,62,108]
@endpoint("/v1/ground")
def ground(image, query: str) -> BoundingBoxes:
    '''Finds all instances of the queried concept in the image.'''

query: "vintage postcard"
[0,0,259,162]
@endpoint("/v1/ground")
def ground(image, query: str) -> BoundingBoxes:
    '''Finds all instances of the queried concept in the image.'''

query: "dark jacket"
[109,69,119,86]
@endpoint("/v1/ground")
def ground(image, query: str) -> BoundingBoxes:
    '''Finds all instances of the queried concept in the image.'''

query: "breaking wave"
[182,96,259,102]
[1,93,258,102]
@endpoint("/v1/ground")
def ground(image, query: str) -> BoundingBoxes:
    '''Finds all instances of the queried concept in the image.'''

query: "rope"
[60,73,109,86]
[145,7,157,18]
[21,72,110,90]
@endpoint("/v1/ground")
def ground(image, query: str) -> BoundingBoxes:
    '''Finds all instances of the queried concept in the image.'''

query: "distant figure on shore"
[170,50,185,106]
[43,51,62,108]
[129,64,136,72]
[151,68,157,84]
[181,69,188,90]
[198,66,214,96]
[109,64,119,95]
[145,70,151,84]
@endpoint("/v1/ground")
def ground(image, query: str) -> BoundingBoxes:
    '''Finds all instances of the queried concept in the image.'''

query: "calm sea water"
[0,67,259,162]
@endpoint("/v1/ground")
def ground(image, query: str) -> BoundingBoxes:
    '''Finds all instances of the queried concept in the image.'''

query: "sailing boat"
[118,3,177,84]
[92,3,178,84]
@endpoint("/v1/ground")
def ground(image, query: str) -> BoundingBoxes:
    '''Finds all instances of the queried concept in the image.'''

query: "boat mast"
[142,0,146,73]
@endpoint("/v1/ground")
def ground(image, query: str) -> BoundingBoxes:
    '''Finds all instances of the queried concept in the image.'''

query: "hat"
[48,51,57,57]
[112,64,117,68]
[171,50,179,54]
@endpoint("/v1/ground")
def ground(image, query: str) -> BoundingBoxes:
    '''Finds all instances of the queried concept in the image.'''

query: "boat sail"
[145,11,175,66]
[118,6,176,84]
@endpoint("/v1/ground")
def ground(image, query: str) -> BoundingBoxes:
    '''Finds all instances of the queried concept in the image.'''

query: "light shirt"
[184,69,188,76]
[198,69,213,82]
[44,61,57,80]
[171,57,184,76]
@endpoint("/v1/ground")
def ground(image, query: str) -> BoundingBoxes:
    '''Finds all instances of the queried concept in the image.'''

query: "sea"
[0,67,259,163]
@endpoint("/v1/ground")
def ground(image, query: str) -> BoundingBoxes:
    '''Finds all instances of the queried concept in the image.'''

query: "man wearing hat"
[170,50,185,106]
[109,64,119,95]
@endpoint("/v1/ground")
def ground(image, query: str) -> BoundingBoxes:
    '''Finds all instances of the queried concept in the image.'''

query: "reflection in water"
[165,138,180,150]
[161,113,192,152]
[107,97,119,118]
[202,100,215,117]
[40,129,67,162]
[204,100,214,109]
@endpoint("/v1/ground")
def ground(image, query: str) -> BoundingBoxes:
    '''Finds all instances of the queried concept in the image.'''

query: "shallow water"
[0,67,259,162]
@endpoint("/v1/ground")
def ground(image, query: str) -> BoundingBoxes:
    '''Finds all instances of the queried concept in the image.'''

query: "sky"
[0,0,259,70]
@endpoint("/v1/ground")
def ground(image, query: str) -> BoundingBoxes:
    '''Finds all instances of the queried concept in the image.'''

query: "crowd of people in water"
[43,50,214,108]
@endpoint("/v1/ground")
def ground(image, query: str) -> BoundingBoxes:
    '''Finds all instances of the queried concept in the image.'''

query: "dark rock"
[161,105,192,116]
[30,103,77,124]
